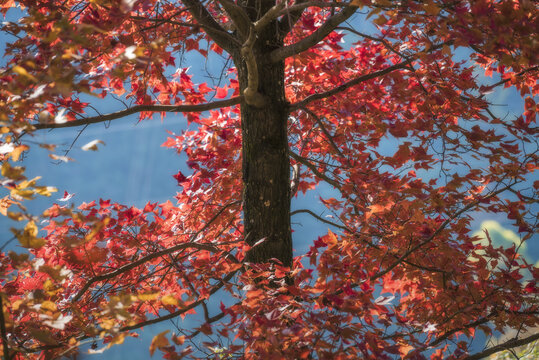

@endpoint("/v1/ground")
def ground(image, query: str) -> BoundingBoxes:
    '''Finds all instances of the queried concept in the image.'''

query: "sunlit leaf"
[16,221,45,248]
[81,139,105,151]
[149,330,169,357]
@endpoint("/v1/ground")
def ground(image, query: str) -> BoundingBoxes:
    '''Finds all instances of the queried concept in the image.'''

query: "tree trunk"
[233,1,292,267]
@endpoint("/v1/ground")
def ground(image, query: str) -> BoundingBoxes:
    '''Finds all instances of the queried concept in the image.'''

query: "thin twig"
[289,151,341,189]
[291,209,347,230]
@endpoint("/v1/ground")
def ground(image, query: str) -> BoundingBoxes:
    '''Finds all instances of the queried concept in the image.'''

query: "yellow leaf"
[10,145,29,161]
[501,53,514,66]
[11,299,23,311]
[43,279,61,296]
[12,65,37,81]
[1,162,26,180]
[27,328,58,345]
[17,221,46,248]
[11,188,35,200]
[366,8,381,20]
[7,211,24,221]
[100,318,115,330]
[40,300,57,312]
[34,186,57,197]
[85,217,110,241]
[24,60,36,69]
[61,48,75,60]
[43,26,61,43]
[8,251,28,266]
[161,295,179,306]
[17,176,40,190]
[68,337,79,347]
[149,330,169,357]
[137,292,160,301]
[24,220,37,237]
[109,333,126,346]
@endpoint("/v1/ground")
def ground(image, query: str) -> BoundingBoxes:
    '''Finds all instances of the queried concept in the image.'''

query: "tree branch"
[291,209,347,230]
[241,26,268,108]
[216,0,251,39]
[22,270,239,354]
[289,42,449,110]
[119,270,238,332]
[290,59,413,111]
[73,242,228,302]
[270,5,357,63]
[463,332,539,360]
[181,0,240,51]
[33,97,241,130]
[279,1,349,16]
[299,106,346,159]
[477,65,539,96]
[289,151,341,189]
[278,0,309,36]
[254,2,286,32]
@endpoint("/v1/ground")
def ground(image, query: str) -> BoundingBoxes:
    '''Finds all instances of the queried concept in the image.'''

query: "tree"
[0,0,537,358]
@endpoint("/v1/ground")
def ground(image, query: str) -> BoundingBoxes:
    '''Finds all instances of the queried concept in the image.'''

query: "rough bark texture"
[234,0,292,266]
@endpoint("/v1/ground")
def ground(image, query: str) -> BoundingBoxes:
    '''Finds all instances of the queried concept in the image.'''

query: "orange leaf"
[366,203,392,219]
[149,330,169,357]
[0,196,16,216]
[10,145,29,161]
[326,229,338,247]
[398,341,414,357]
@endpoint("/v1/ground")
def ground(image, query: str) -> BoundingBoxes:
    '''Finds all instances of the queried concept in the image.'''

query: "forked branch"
[241,27,268,108]
[270,4,357,62]
[289,151,341,189]
[217,0,251,38]
[181,0,239,51]
[290,59,414,110]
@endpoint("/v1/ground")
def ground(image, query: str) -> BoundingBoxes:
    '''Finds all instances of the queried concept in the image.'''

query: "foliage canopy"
[0,0,537,359]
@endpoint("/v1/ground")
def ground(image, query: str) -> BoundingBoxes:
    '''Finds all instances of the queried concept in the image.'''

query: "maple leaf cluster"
[0,0,537,359]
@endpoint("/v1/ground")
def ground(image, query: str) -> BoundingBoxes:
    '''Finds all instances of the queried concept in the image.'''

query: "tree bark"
[234,0,292,267]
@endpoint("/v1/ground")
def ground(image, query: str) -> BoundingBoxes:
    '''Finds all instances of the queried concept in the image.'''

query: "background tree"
[0,0,537,359]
